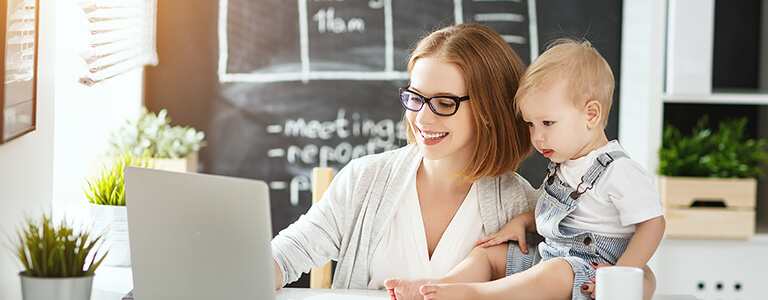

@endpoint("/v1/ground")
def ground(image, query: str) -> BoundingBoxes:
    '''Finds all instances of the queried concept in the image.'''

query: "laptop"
[124,166,276,300]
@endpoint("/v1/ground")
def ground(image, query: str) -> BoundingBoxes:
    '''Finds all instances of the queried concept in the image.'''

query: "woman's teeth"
[422,132,447,139]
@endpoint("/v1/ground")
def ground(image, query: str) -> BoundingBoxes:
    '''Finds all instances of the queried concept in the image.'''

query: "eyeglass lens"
[400,90,459,116]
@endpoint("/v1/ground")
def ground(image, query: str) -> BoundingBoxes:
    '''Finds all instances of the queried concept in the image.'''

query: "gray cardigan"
[271,144,538,288]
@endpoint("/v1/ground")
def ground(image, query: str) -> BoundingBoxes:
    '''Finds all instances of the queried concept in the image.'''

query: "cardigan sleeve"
[515,172,539,211]
[270,161,357,287]
[500,172,538,218]
[510,172,544,245]
[271,146,417,288]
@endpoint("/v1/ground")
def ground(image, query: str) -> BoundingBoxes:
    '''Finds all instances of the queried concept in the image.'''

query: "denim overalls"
[504,151,635,299]
[537,151,634,299]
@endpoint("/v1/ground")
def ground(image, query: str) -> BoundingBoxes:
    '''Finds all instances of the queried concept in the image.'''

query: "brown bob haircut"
[405,23,532,183]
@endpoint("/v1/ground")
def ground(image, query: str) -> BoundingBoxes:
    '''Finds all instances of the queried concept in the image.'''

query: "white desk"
[276,289,698,300]
[276,288,388,299]
[91,266,698,300]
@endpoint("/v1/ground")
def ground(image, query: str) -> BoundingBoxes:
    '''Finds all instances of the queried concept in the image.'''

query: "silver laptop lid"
[124,166,275,300]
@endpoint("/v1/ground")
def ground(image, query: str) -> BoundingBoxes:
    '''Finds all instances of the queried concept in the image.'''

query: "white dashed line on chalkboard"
[472,0,522,2]
[267,148,285,158]
[501,35,527,44]
[266,124,283,134]
[474,13,525,22]
[269,181,288,190]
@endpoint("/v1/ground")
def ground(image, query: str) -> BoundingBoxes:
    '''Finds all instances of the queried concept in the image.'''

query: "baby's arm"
[582,216,664,300]
[616,215,666,268]
[475,211,536,253]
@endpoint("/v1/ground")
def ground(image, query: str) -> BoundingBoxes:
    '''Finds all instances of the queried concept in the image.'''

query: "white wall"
[0,1,144,299]
[52,0,142,223]
[0,1,56,299]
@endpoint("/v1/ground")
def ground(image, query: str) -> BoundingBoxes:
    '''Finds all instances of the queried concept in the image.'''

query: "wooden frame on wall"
[0,0,38,145]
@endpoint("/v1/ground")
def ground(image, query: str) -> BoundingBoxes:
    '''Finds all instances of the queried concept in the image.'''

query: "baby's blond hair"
[515,38,615,128]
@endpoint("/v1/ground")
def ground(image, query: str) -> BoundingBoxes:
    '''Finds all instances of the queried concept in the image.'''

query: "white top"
[367,180,485,289]
[557,140,663,237]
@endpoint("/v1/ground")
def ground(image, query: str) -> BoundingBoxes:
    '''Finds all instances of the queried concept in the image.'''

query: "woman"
[271,23,536,289]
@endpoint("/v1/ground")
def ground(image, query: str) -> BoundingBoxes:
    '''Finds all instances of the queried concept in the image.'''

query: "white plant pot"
[90,204,130,266]
[20,272,93,300]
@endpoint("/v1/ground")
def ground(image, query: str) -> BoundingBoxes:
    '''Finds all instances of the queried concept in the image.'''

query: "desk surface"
[94,287,698,300]
[275,288,698,300]
[91,266,698,300]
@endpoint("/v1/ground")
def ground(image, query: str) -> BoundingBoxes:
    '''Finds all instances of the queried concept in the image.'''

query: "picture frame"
[0,0,38,145]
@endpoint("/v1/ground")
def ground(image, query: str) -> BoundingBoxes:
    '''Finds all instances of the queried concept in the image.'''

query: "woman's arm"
[273,259,283,290]
[271,166,353,287]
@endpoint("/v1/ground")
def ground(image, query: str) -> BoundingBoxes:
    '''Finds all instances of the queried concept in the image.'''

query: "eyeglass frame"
[398,87,470,117]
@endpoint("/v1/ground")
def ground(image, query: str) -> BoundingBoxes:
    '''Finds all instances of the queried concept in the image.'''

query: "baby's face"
[518,80,593,163]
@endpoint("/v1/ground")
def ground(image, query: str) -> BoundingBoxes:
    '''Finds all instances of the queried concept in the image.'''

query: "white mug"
[595,266,644,300]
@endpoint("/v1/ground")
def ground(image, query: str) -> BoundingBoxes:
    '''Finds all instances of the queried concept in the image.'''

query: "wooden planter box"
[152,151,199,173]
[659,176,756,239]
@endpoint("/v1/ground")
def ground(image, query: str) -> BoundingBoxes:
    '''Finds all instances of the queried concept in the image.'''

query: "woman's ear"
[584,100,602,129]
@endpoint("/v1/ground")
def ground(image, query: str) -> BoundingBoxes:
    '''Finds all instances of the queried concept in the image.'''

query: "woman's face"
[406,57,477,164]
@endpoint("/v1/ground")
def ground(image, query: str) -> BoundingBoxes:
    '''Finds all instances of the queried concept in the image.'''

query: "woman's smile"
[420,129,448,140]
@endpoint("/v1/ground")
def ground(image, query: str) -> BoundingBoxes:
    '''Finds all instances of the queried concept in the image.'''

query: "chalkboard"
[145,0,623,236]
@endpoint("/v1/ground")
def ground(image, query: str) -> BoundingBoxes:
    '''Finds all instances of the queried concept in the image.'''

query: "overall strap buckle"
[597,152,615,167]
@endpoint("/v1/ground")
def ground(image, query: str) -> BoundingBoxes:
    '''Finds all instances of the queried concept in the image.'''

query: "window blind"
[78,0,158,86]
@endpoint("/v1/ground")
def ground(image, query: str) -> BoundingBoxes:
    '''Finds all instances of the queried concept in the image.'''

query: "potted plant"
[658,116,768,239]
[83,151,153,266]
[9,212,107,300]
[109,106,205,172]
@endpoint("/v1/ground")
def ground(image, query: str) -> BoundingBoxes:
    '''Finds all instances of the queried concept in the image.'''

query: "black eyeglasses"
[399,87,470,117]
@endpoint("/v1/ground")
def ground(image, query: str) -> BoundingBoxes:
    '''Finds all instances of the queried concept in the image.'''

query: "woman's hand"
[474,211,534,253]
[579,262,606,299]
[581,262,657,300]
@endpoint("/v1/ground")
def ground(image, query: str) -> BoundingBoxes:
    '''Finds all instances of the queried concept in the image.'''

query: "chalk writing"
[217,0,539,207]
[219,0,537,82]
[268,108,407,205]
[313,7,365,33]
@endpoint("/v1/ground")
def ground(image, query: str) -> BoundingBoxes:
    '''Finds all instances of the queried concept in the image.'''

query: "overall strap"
[569,151,628,199]
[544,161,561,185]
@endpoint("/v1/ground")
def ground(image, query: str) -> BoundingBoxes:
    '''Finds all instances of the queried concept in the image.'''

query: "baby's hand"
[475,216,529,253]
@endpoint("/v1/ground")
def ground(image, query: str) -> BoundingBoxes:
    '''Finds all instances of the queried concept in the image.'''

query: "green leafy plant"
[659,116,768,178]
[110,107,205,159]
[10,212,107,277]
[84,151,153,206]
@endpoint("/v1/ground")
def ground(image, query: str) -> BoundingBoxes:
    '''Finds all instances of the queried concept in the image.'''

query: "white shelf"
[663,93,768,105]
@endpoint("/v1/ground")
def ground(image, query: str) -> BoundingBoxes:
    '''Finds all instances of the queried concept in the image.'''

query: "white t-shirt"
[557,140,663,237]
[367,180,485,289]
